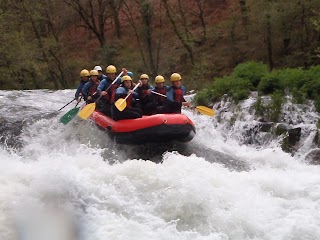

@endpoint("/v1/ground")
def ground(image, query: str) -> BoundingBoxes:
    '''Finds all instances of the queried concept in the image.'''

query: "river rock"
[280,127,301,153]
[305,149,320,165]
[288,127,301,144]
[258,122,273,132]
[275,123,290,135]
[313,130,320,147]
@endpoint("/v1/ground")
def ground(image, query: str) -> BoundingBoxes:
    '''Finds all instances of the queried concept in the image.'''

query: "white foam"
[1,90,320,239]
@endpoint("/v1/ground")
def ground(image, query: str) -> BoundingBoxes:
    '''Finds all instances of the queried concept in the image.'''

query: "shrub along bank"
[195,61,320,112]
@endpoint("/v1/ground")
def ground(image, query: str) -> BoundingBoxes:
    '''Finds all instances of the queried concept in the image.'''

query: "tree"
[108,0,124,39]
[64,0,109,47]
[122,0,163,76]
[162,0,195,64]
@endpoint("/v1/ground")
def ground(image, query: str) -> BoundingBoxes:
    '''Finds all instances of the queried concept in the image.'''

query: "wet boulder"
[258,122,273,132]
[280,127,301,153]
[275,123,290,136]
[312,130,320,147]
[305,149,320,165]
[287,127,301,145]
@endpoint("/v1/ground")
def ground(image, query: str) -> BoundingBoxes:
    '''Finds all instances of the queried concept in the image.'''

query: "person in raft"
[134,74,154,115]
[113,75,142,121]
[157,73,190,114]
[82,70,101,104]
[93,65,107,81]
[96,65,127,116]
[152,75,168,113]
[75,69,90,103]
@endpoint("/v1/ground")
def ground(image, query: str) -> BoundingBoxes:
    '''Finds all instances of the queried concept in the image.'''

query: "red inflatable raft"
[90,111,196,144]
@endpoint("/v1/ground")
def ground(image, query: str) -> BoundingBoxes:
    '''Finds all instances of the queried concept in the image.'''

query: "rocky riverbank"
[210,92,320,164]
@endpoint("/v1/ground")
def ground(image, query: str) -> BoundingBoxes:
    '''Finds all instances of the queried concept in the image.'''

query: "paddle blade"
[78,103,96,120]
[196,106,215,117]
[114,98,127,112]
[60,107,80,124]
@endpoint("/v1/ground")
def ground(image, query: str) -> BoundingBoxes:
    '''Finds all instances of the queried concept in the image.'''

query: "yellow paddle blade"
[196,106,215,117]
[78,103,96,120]
[115,98,127,112]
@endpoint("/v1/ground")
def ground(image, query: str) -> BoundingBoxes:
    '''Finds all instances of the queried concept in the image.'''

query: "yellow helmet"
[121,75,132,82]
[155,75,165,83]
[170,73,182,81]
[140,74,149,80]
[80,69,90,77]
[90,70,99,76]
[106,65,117,74]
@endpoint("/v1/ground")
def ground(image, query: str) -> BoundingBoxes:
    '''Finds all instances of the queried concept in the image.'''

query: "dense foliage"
[0,0,319,90]
[195,62,320,112]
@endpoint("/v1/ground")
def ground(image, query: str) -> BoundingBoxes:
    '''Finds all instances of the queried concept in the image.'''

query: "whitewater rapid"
[0,90,319,240]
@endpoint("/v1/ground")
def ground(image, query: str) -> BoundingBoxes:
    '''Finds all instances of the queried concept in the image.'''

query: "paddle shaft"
[151,90,167,98]
[58,99,75,111]
[93,71,124,103]
[118,83,141,106]
[105,71,124,93]
[74,96,83,108]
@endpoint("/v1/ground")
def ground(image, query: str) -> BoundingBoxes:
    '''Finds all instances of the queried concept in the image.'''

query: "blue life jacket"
[75,81,86,98]
[82,80,100,99]
[98,74,107,81]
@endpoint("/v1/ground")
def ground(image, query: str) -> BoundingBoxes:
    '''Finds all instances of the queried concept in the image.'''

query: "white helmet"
[93,65,102,71]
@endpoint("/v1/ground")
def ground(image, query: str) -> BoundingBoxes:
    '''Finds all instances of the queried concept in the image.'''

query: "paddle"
[59,99,83,124]
[195,106,215,117]
[57,99,75,111]
[115,83,140,112]
[78,71,124,120]
[150,90,166,97]
[60,107,80,124]
[150,91,215,116]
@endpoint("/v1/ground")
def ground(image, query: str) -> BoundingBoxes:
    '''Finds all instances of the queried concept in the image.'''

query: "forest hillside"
[0,0,319,90]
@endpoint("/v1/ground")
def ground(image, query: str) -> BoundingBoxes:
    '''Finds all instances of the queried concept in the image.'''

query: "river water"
[0,90,319,240]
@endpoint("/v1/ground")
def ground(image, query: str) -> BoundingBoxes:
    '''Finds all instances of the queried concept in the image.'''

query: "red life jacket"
[139,84,150,98]
[173,87,183,102]
[108,83,119,103]
[89,81,100,96]
[125,86,133,108]
[155,87,167,103]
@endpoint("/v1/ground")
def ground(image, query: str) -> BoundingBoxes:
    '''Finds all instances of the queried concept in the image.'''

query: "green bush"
[194,76,251,105]
[270,91,283,122]
[254,96,265,116]
[278,68,305,90]
[232,61,268,88]
[292,87,307,104]
[300,66,320,99]
[212,76,252,102]
[195,61,320,114]
[258,70,284,95]
[194,88,214,106]
[314,96,320,112]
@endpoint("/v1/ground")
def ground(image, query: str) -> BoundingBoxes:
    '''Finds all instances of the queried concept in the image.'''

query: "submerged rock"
[305,149,320,165]
[258,122,273,132]
[288,127,301,145]
[275,123,290,135]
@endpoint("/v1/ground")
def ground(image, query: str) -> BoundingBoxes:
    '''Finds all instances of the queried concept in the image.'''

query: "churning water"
[0,90,319,240]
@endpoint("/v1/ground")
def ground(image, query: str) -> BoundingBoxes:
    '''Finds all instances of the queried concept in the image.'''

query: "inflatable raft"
[90,111,196,144]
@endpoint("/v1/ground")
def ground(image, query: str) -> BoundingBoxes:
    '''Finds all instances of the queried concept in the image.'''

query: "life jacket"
[101,78,115,102]
[89,80,100,96]
[125,86,134,107]
[173,87,184,103]
[155,87,167,103]
[138,84,150,98]
[115,85,134,108]
[108,83,119,104]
